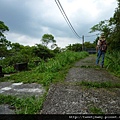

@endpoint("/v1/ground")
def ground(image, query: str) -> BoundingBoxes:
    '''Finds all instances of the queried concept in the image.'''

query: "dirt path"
[41,55,120,114]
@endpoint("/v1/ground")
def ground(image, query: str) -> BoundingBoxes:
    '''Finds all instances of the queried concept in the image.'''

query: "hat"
[100,33,105,38]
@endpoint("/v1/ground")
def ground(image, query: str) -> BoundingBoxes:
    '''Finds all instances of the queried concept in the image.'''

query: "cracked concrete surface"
[0,55,120,114]
[0,82,45,114]
[41,55,120,114]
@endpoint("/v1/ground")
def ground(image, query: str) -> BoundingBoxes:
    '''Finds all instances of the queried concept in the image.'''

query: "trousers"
[96,49,105,66]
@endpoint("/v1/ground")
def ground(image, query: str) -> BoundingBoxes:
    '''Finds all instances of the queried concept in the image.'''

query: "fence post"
[82,35,84,51]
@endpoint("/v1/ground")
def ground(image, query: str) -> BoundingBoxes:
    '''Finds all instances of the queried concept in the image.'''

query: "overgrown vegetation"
[0,21,89,114]
[76,81,120,88]
[0,94,46,114]
[105,51,120,77]
[1,51,89,86]
[90,0,120,77]
[0,51,88,114]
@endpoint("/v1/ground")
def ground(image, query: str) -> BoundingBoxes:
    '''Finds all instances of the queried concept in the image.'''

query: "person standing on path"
[96,34,107,68]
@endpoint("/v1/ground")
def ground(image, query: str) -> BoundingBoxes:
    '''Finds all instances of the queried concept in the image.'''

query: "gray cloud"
[0,0,118,48]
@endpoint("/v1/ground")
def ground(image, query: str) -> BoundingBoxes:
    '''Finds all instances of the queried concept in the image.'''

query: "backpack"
[99,40,107,52]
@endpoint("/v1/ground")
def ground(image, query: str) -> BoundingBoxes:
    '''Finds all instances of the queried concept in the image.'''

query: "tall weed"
[35,51,88,86]
[105,51,120,76]
[0,94,46,114]
[1,51,88,86]
[36,51,88,73]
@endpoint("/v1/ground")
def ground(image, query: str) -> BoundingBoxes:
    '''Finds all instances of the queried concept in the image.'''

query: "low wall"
[14,62,28,71]
[0,66,4,77]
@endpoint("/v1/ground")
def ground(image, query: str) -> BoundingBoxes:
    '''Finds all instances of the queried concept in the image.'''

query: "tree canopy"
[0,21,10,57]
[90,0,120,51]
[0,21,9,38]
[41,34,56,48]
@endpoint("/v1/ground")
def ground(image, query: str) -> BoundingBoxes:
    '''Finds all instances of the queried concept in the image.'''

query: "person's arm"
[96,45,98,52]
[96,40,100,52]
[97,40,101,46]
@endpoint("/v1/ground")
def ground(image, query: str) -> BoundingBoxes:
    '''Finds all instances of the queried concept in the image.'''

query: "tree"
[0,21,9,38]
[0,38,12,57]
[0,21,11,57]
[84,42,96,49]
[41,34,56,48]
[51,43,58,50]
[66,43,82,52]
[108,0,120,51]
[89,0,120,51]
[89,20,111,38]
[32,44,55,60]
[11,43,24,52]
[53,46,62,53]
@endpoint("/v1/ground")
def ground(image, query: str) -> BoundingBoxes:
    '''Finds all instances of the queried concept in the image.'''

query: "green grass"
[76,81,120,88]
[0,51,89,114]
[35,51,88,73]
[2,66,17,74]
[105,51,120,77]
[80,65,100,68]
[89,105,104,114]
[1,51,89,86]
[0,94,46,114]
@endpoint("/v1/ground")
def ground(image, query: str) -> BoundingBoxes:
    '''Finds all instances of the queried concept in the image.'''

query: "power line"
[55,0,82,39]
[55,0,100,40]
[55,0,72,34]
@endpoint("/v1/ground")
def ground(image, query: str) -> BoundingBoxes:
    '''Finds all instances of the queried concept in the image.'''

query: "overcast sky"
[0,0,118,48]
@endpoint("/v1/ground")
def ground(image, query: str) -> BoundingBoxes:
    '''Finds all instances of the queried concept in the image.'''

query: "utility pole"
[82,35,84,51]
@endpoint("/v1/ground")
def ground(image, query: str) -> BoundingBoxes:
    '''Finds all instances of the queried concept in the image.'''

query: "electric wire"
[55,0,99,39]
[55,0,74,37]
[55,0,81,39]
[55,0,82,39]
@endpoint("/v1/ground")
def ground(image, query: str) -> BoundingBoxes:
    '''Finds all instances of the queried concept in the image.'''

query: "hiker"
[96,34,107,68]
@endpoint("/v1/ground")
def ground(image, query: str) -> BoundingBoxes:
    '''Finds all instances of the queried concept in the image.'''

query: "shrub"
[36,51,89,73]
[105,51,120,76]
[1,51,89,86]
[2,66,16,74]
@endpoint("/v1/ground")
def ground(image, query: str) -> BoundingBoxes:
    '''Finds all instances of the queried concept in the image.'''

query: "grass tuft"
[105,51,120,77]
[0,94,46,114]
[89,105,104,114]
[76,81,120,88]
